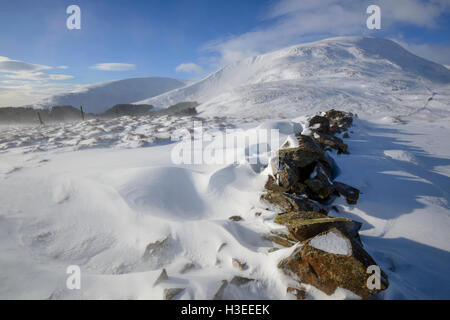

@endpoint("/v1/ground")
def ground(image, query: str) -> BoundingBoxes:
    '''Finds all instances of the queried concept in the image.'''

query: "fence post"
[37,112,44,125]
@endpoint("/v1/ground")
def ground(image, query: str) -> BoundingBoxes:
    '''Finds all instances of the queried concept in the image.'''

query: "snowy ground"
[0,112,449,299]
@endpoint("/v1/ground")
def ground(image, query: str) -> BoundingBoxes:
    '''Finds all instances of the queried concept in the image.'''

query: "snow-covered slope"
[136,37,450,120]
[34,77,187,114]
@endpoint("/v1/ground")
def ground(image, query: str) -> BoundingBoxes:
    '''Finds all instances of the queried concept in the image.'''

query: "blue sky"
[1,0,449,106]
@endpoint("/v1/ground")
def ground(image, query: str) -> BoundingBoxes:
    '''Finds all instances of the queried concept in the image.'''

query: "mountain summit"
[136,37,450,119]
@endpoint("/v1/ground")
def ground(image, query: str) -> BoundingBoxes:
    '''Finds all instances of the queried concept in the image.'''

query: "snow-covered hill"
[136,37,450,120]
[34,77,187,114]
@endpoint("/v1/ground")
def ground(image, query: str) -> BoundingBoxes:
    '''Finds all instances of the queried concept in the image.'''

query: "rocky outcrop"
[261,109,388,299]
[278,229,388,299]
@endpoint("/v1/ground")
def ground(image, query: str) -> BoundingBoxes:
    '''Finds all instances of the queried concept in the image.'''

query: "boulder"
[304,162,335,200]
[163,288,185,300]
[325,109,354,134]
[334,181,360,205]
[313,133,348,154]
[153,268,169,287]
[281,135,328,169]
[274,212,361,242]
[261,191,327,214]
[308,115,330,134]
[278,228,388,299]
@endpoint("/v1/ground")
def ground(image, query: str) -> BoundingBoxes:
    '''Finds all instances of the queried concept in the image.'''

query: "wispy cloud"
[175,63,204,75]
[90,63,136,71]
[0,56,52,73]
[203,0,450,66]
[0,56,75,107]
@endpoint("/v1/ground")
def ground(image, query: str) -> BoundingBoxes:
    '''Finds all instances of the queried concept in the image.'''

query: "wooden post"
[80,106,85,121]
[37,112,44,125]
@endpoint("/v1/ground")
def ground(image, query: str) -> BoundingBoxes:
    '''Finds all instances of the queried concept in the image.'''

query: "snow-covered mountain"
[35,77,187,114]
[1,36,450,300]
[136,37,450,120]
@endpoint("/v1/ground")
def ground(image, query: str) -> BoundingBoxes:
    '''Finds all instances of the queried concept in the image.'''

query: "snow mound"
[309,231,352,255]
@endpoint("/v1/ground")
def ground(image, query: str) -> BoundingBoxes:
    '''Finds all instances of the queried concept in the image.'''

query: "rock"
[153,268,169,287]
[264,175,289,193]
[217,243,227,252]
[255,212,262,217]
[261,191,327,214]
[313,133,348,154]
[305,162,335,200]
[334,181,360,205]
[180,263,196,274]
[231,258,247,270]
[274,212,361,242]
[308,115,330,134]
[142,236,170,262]
[278,228,388,299]
[264,235,295,248]
[213,280,228,300]
[325,109,354,133]
[268,247,280,253]
[230,276,254,287]
[343,132,350,139]
[287,286,307,300]
[229,215,243,221]
[332,205,339,212]
[163,288,185,300]
[280,135,328,169]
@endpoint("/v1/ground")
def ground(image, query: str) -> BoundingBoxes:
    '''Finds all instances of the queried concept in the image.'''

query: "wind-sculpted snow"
[0,115,238,154]
[137,37,450,120]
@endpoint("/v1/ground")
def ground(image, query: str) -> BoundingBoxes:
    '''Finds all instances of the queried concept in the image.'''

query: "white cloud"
[4,72,74,81]
[175,63,204,74]
[203,0,450,66]
[0,57,51,73]
[56,66,69,69]
[90,63,136,71]
[0,57,75,107]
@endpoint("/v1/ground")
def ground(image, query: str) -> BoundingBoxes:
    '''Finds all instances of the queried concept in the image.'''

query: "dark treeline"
[0,102,199,124]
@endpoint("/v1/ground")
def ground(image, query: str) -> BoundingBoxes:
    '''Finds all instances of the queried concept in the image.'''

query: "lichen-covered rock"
[279,135,328,169]
[274,212,361,242]
[313,132,348,154]
[334,181,360,205]
[278,228,388,299]
[325,109,354,134]
[261,191,327,214]
[308,115,330,134]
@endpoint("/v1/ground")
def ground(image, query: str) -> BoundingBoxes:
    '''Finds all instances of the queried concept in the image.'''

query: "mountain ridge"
[31,77,187,114]
[135,36,450,120]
